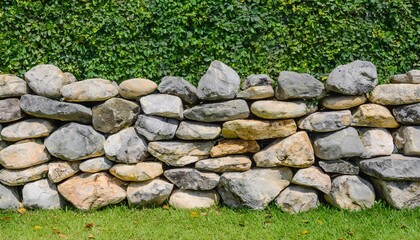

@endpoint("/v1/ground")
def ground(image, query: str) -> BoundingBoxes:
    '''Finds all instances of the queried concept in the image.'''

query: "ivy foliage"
[0,0,418,85]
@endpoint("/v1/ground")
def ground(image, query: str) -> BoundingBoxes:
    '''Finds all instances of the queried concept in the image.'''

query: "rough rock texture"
[222,119,296,140]
[63,72,77,84]
[275,185,319,214]
[197,60,240,101]
[351,104,399,128]
[20,94,92,124]
[45,123,105,161]
[253,132,314,168]
[127,178,174,206]
[61,78,119,102]
[407,70,420,83]
[22,179,64,209]
[393,126,420,156]
[250,100,307,119]
[318,160,360,175]
[0,140,50,169]
[169,189,219,209]
[148,141,213,166]
[371,178,420,209]
[217,168,293,210]
[325,175,375,210]
[158,76,199,105]
[140,94,183,119]
[291,166,331,194]
[164,168,220,190]
[275,71,324,100]
[326,60,378,95]
[135,114,179,141]
[368,84,420,105]
[109,162,163,182]
[237,86,274,100]
[210,139,260,157]
[391,74,409,84]
[24,64,67,98]
[0,184,22,209]
[184,99,249,122]
[359,128,394,158]
[118,78,157,100]
[0,119,55,141]
[393,103,420,125]
[241,74,273,90]
[57,172,126,211]
[298,110,352,132]
[79,157,114,173]
[92,98,140,134]
[48,161,80,183]
[0,164,49,186]
[313,127,364,160]
[320,95,366,110]
[195,155,252,172]
[175,121,221,140]
[0,98,23,123]
[104,127,148,164]
[0,74,28,98]
[358,154,420,181]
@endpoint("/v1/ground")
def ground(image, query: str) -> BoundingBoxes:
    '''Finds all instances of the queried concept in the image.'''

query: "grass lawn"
[0,202,419,240]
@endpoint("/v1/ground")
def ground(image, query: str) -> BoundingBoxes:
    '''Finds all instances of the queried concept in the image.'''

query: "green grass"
[0,202,419,240]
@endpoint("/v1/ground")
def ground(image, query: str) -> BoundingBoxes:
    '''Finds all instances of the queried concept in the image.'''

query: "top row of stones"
[0,60,419,103]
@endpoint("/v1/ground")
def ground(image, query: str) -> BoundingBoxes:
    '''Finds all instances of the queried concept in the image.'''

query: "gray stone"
[371,178,420,209]
[140,94,183,119]
[24,64,67,98]
[359,128,393,158]
[135,114,179,141]
[118,78,158,100]
[393,126,420,156]
[92,98,140,134]
[275,71,324,100]
[368,84,420,105]
[237,86,274,100]
[326,60,378,95]
[169,189,219,209]
[318,160,360,175]
[222,119,297,140]
[60,78,119,102]
[0,163,49,186]
[164,168,220,190]
[217,168,293,210]
[147,141,213,166]
[195,155,252,172]
[184,99,249,122]
[48,161,80,183]
[358,154,420,181]
[291,166,331,194]
[45,123,105,161]
[393,103,420,125]
[325,175,375,210]
[407,70,420,84]
[250,100,307,119]
[0,119,55,141]
[79,157,114,173]
[320,94,366,110]
[175,121,221,140]
[313,127,364,160]
[0,98,23,123]
[20,94,92,124]
[22,179,65,209]
[298,110,351,132]
[158,76,199,105]
[351,104,399,128]
[197,60,240,101]
[0,139,50,169]
[391,74,409,84]
[104,127,148,164]
[275,185,319,214]
[0,184,21,209]
[109,162,163,182]
[127,178,174,206]
[241,74,273,90]
[0,74,28,98]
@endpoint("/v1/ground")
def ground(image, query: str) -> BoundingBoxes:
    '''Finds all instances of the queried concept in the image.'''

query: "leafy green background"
[0,0,419,85]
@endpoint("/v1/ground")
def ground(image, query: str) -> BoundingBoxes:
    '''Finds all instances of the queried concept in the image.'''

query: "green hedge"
[0,0,418,85]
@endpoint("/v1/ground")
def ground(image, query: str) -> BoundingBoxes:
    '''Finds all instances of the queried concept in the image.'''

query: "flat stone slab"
[237,86,274,100]
[195,155,252,172]
[222,119,296,140]
[0,140,50,169]
[318,160,360,175]
[118,78,157,100]
[393,103,420,125]
[175,121,221,140]
[0,119,55,141]
[48,161,80,183]
[0,74,28,98]
[351,104,399,128]
[210,139,260,157]
[61,78,119,102]
[250,100,307,119]
[298,110,351,132]
[0,98,23,123]
[135,114,179,141]
[320,95,366,110]
[0,164,49,186]
[140,94,183,119]
[79,157,113,173]
[164,168,220,190]
[291,166,331,194]
[368,84,420,105]
[109,162,163,182]
[184,99,249,122]
[241,74,273,90]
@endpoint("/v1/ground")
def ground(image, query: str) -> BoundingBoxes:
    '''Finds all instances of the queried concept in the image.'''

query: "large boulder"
[24,64,67,98]
[393,103,420,125]
[368,84,420,105]
[298,110,351,132]
[45,123,105,161]
[0,74,28,98]
[135,114,178,141]
[351,104,399,128]
[370,178,420,209]
[175,121,221,140]
[222,119,296,140]
[118,78,157,100]
[140,94,183,119]
[217,168,292,210]
[241,74,273,90]
[291,166,331,194]
[359,128,394,158]
[197,60,240,101]
[0,140,50,169]
[60,78,119,102]
[393,126,420,156]
[326,60,377,95]
[109,162,163,182]
[253,131,314,168]
[210,139,260,157]
[318,160,359,175]
[20,94,92,124]
[164,168,220,190]
[0,98,23,123]
[0,164,49,186]
[22,179,65,209]
[0,119,55,141]
[250,100,307,119]
[275,71,324,100]
[320,94,366,110]
[184,99,249,122]
[195,155,252,172]
[78,157,114,173]
[127,178,174,206]
[48,161,80,183]
[0,184,22,209]
[275,185,319,214]
[57,172,126,211]
[237,86,274,100]
[169,189,219,209]
[158,76,199,105]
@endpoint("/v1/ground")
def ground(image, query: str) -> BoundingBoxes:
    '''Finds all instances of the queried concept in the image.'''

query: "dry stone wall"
[0,61,419,213]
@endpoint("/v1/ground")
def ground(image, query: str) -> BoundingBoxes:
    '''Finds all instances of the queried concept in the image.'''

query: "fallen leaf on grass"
[33,225,42,230]
[201,212,207,217]
[88,234,95,239]
[17,208,27,214]
[301,230,309,235]
[162,205,170,210]
[84,223,95,230]
[1,216,11,221]
[301,220,309,224]
[58,233,68,239]
[191,211,199,218]
[316,219,324,225]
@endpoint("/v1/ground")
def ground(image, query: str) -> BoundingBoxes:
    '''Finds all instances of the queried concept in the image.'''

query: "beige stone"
[0,74,28,98]
[250,100,307,119]
[210,139,260,157]
[0,164,49,186]
[169,189,219,209]
[0,119,55,141]
[236,86,274,100]
[320,95,366,110]
[292,166,331,194]
[109,162,163,182]
[48,161,80,183]
[60,78,119,102]
[118,78,157,100]
[368,84,420,105]
[0,140,50,169]
[222,119,296,140]
[195,155,252,172]
[351,104,399,128]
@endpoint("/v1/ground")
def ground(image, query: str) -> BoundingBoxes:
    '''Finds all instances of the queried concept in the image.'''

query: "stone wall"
[0,61,419,213]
